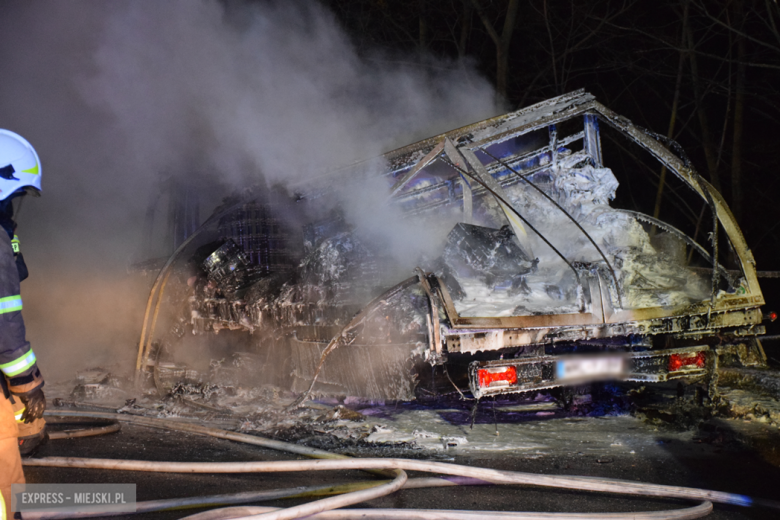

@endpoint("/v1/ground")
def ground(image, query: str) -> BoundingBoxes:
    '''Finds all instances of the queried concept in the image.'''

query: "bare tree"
[685,22,722,192]
[653,1,690,221]
[469,0,520,98]
[731,0,747,223]
[457,0,474,61]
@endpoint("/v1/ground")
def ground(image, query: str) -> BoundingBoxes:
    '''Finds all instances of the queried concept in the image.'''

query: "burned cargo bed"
[137,90,767,402]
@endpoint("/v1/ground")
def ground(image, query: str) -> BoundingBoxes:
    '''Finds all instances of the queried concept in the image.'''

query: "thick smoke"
[0,1,499,379]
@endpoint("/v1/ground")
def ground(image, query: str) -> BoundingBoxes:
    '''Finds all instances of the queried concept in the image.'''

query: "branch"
[469,0,501,47]
[765,0,780,46]
[596,18,780,70]
[501,0,521,52]
[692,0,780,54]
[543,0,558,91]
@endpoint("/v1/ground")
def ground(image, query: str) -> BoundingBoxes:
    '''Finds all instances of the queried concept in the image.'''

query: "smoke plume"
[0,0,499,380]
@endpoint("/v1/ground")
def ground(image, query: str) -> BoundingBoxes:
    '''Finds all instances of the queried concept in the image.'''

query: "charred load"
[442,223,537,293]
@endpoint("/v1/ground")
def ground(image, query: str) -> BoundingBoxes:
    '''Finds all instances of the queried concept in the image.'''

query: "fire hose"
[21,409,780,520]
[45,416,121,441]
[178,504,714,520]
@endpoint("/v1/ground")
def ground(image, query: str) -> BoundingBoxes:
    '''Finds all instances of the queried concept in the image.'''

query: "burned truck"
[136,90,767,403]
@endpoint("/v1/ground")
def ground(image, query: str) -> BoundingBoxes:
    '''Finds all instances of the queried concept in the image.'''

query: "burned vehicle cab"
[385,90,765,400]
[137,90,766,403]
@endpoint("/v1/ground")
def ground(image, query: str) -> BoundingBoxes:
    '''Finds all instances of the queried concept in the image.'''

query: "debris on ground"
[45,352,780,467]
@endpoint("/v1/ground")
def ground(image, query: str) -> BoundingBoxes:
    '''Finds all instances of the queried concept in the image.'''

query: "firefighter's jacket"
[0,198,41,520]
[0,225,43,402]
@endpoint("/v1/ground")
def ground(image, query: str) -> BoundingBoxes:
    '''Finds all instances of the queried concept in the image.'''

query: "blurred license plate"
[556,357,624,381]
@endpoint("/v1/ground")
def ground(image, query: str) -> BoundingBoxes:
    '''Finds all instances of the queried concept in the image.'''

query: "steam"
[0,0,499,379]
[85,1,499,187]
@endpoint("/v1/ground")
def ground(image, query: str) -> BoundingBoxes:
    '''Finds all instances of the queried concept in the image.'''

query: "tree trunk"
[470,0,520,98]
[686,25,721,193]
[496,48,508,97]
[731,0,746,223]
[543,0,558,93]
[458,1,473,61]
[498,0,520,98]
[653,1,688,221]
[418,6,428,58]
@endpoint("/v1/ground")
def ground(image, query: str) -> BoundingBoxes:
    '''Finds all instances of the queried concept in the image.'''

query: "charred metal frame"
[381,90,763,355]
[137,91,766,400]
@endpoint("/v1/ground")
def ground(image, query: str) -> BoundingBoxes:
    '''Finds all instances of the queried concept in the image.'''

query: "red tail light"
[478,366,517,388]
[668,352,706,372]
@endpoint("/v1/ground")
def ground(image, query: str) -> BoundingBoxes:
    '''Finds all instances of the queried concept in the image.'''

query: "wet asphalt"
[22,412,780,520]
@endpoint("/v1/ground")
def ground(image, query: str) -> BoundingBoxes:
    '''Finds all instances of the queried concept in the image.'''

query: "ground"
[22,369,780,519]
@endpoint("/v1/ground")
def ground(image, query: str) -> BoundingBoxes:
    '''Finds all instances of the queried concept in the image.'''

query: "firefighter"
[0,129,45,520]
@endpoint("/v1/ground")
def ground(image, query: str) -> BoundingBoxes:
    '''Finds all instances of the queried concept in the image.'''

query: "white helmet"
[0,129,41,201]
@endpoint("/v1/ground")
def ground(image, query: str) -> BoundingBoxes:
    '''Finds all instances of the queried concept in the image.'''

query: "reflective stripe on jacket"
[0,348,35,378]
[0,296,21,315]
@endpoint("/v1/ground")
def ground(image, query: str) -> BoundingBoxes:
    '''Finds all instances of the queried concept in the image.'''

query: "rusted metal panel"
[444,307,763,350]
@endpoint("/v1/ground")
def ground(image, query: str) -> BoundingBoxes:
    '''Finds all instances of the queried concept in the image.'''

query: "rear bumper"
[468,345,710,398]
